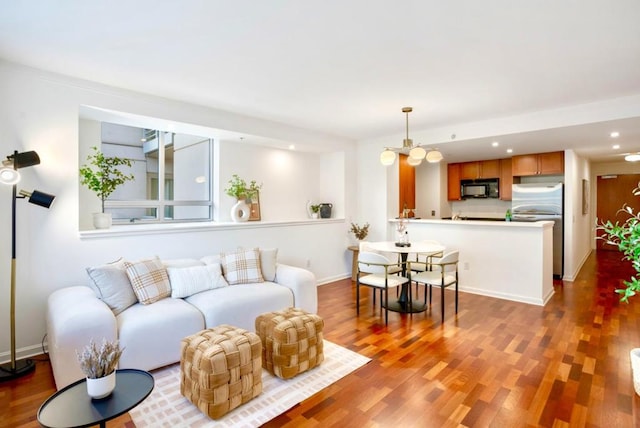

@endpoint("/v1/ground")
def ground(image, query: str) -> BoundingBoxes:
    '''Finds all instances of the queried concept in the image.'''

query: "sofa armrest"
[275,263,318,313]
[46,286,118,390]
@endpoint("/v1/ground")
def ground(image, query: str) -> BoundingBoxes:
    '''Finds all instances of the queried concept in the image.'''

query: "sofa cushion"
[167,264,228,298]
[86,258,137,315]
[117,298,204,371]
[186,282,293,331]
[124,257,172,304]
[220,248,264,285]
[260,248,278,282]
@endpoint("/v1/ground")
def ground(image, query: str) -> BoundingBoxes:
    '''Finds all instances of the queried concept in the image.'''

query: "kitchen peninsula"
[389,219,554,306]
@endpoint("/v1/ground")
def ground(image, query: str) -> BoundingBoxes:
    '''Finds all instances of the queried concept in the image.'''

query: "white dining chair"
[356,251,409,325]
[410,250,459,323]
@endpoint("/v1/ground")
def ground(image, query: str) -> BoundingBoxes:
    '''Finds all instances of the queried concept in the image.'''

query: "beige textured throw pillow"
[220,248,264,285]
[86,258,137,315]
[124,257,171,304]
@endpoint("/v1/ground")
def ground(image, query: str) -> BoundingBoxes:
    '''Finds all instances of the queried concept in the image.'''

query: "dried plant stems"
[76,338,124,379]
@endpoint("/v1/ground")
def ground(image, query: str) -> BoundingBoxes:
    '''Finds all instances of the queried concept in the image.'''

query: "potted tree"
[224,174,262,222]
[79,146,134,229]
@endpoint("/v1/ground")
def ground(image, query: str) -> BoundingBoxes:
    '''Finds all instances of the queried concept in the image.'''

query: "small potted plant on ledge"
[79,146,134,229]
[310,204,321,219]
[224,174,262,222]
[76,338,124,399]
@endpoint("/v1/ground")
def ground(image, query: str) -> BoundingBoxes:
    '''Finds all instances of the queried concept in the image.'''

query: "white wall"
[563,150,592,281]
[0,61,356,362]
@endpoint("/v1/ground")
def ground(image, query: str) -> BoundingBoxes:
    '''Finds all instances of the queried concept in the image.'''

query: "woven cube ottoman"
[180,325,262,419]
[255,307,324,379]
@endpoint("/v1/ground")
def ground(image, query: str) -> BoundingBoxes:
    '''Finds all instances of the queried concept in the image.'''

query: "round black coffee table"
[38,368,154,428]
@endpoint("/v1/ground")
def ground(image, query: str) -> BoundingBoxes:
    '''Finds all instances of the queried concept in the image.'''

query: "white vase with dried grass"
[76,338,123,399]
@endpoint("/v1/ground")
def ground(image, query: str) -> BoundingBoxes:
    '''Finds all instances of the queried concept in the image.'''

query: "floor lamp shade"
[19,189,55,208]
[1,150,54,382]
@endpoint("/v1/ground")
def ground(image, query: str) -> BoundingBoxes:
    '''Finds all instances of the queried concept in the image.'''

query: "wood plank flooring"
[2,250,640,427]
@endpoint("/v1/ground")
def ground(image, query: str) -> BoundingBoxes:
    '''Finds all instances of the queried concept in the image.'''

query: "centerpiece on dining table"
[395,216,411,247]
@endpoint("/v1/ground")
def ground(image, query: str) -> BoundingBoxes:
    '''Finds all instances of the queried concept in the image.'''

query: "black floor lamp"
[0,150,55,381]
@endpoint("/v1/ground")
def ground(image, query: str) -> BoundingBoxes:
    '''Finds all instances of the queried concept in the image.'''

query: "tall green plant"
[79,146,134,213]
[597,183,640,302]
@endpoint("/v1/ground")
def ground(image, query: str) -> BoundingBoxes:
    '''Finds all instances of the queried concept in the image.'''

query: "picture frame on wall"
[248,191,261,221]
[582,179,589,215]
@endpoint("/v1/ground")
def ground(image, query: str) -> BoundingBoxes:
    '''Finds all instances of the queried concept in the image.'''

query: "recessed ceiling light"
[507,149,513,154]
[610,131,620,138]
[625,153,640,162]
[492,141,499,147]
[288,144,296,150]
[613,144,620,150]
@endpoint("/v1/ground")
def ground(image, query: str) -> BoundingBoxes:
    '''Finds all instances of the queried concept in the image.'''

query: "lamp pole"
[0,150,35,380]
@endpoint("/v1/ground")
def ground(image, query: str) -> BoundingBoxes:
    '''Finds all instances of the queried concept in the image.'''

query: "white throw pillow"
[220,248,264,285]
[167,264,228,298]
[124,257,172,305]
[260,248,278,282]
[86,258,137,315]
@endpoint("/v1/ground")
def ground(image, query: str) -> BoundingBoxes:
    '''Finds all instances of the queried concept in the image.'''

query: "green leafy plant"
[224,174,262,201]
[79,146,134,213]
[350,222,370,240]
[76,338,124,379]
[597,183,640,302]
[310,204,321,214]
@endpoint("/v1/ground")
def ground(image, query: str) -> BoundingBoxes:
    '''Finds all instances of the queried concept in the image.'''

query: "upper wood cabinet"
[398,154,416,214]
[512,151,564,176]
[499,158,512,201]
[459,160,501,180]
[447,163,461,201]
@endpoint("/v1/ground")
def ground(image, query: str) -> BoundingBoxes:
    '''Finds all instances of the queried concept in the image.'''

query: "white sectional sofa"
[46,248,317,389]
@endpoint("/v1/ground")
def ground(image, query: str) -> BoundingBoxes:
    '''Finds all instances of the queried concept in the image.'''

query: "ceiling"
[1,1,640,163]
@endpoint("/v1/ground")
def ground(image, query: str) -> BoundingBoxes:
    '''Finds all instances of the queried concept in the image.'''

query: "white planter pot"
[630,348,640,396]
[93,212,112,229]
[231,199,250,222]
[311,213,319,219]
[86,371,116,399]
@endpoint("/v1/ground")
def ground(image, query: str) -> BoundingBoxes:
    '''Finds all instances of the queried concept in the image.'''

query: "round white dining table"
[366,241,445,313]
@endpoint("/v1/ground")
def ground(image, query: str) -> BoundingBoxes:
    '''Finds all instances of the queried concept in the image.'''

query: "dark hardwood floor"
[2,250,640,427]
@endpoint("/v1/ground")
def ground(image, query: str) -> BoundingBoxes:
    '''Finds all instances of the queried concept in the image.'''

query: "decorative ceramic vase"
[630,348,640,396]
[231,199,251,222]
[93,212,112,229]
[86,371,116,399]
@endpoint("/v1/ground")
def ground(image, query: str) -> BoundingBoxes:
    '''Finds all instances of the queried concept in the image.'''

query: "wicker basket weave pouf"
[180,325,262,419]
[255,307,324,379]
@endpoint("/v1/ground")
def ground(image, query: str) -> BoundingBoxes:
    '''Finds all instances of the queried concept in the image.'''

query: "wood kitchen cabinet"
[459,160,500,179]
[512,151,564,176]
[447,163,461,201]
[399,154,416,214]
[499,158,512,200]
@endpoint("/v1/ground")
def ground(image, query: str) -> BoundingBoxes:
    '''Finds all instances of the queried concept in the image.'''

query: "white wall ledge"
[79,218,344,240]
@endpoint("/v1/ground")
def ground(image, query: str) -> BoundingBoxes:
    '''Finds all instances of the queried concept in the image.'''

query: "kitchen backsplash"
[450,199,512,219]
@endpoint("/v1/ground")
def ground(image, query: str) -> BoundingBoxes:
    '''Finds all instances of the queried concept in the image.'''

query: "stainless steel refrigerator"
[511,183,563,278]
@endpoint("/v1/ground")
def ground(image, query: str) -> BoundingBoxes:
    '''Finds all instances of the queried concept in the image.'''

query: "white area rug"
[129,340,370,427]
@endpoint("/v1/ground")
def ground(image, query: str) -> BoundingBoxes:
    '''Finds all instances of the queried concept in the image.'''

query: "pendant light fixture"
[379,107,443,166]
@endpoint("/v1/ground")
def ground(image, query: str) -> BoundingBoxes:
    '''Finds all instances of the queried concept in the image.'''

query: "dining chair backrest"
[358,251,395,275]
[433,250,459,272]
[359,241,397,264]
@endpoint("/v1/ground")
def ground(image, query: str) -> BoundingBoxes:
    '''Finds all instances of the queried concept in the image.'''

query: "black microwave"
[461,179,499,199]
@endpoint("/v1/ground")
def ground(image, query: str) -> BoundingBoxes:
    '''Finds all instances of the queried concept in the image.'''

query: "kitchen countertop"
[390,218,553,228]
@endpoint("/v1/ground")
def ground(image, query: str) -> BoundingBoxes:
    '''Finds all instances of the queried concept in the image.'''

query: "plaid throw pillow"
[124,257,171,304]
[221,248,264,285]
